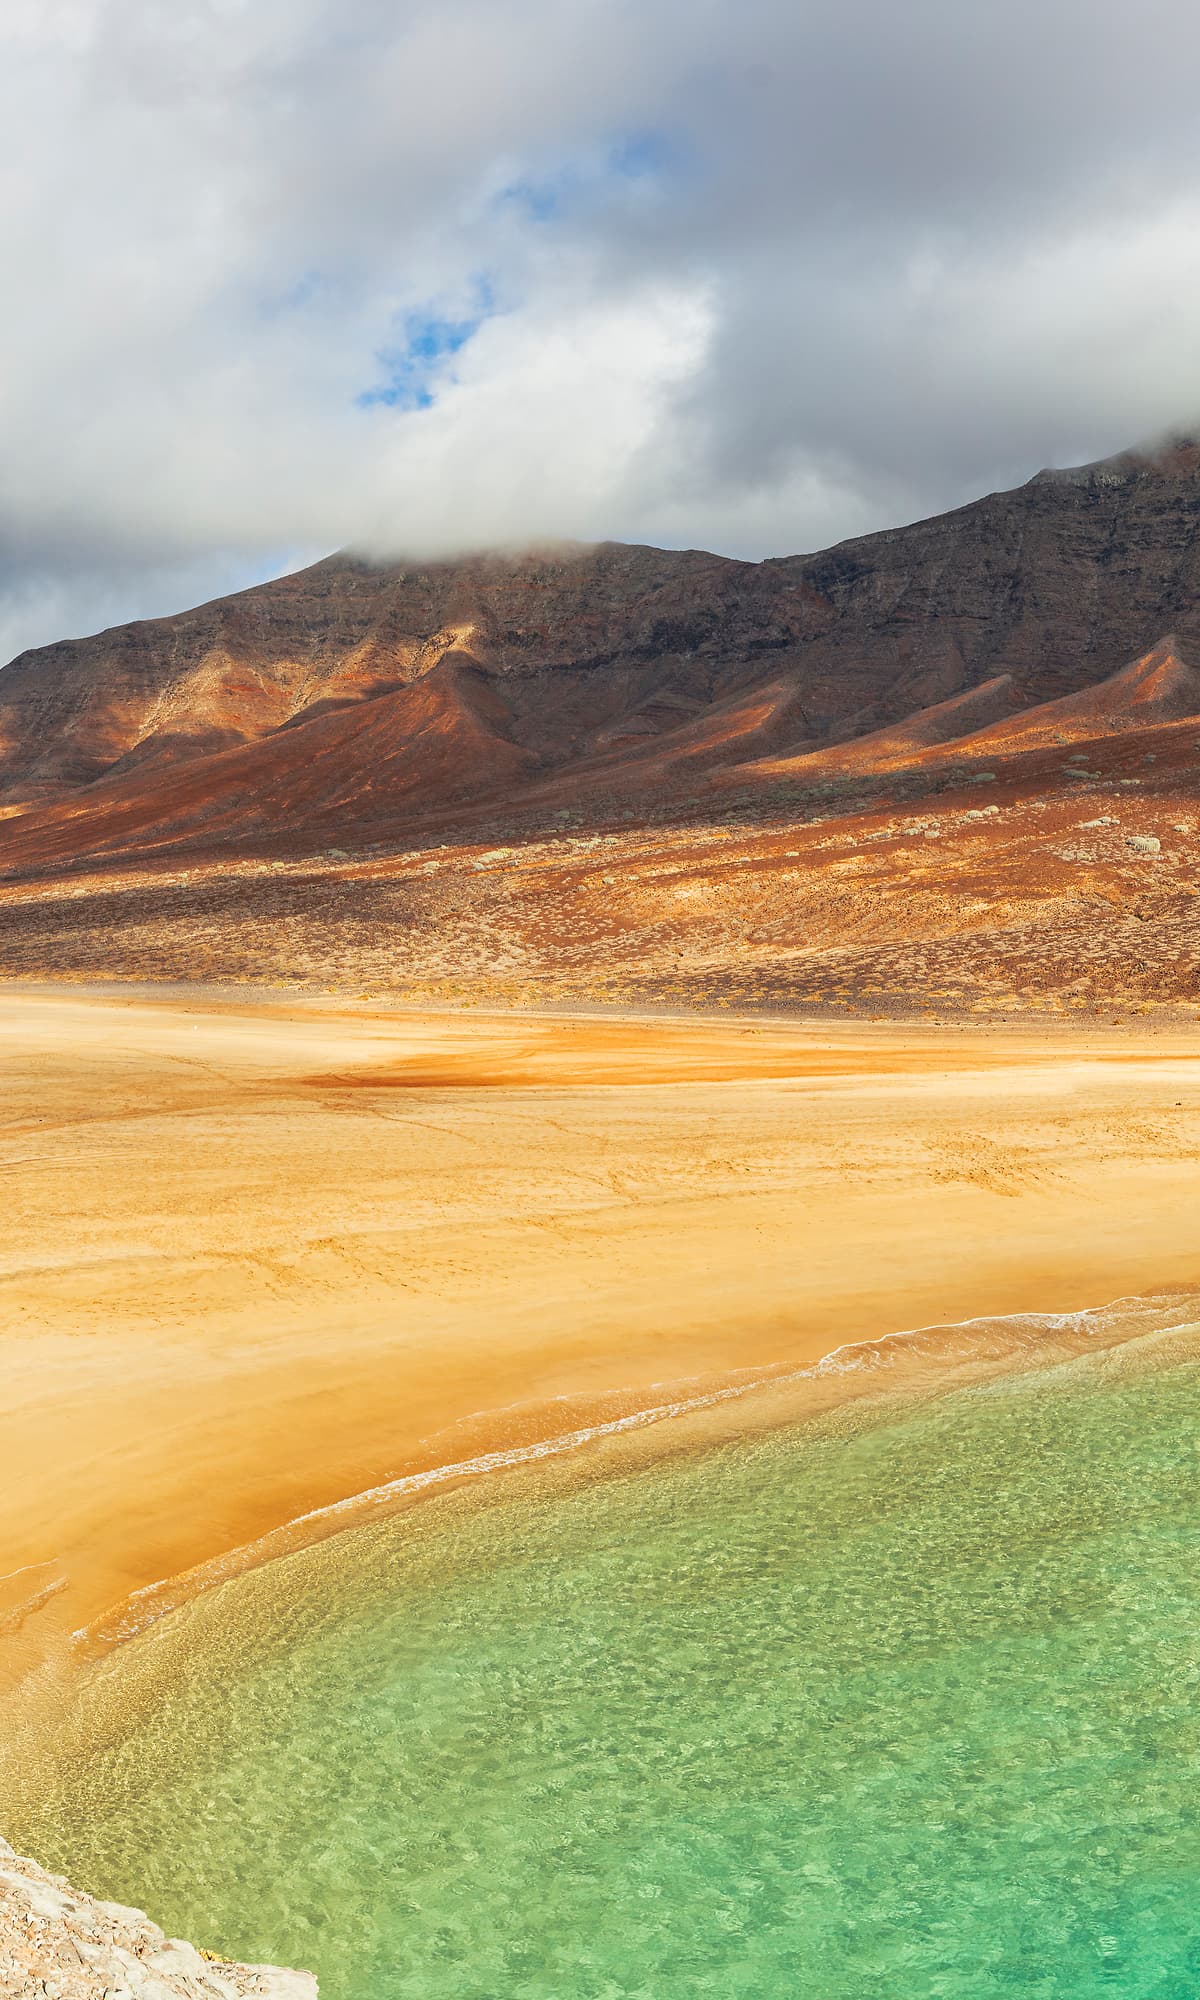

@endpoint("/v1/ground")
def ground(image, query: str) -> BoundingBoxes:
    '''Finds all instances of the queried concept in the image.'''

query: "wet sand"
[2,986,1200,1696]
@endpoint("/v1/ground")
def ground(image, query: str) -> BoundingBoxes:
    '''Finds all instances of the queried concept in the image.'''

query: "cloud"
[4,0,1200,655]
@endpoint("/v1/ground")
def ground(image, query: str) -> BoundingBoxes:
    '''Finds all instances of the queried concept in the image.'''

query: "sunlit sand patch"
[2,988,1200,1723]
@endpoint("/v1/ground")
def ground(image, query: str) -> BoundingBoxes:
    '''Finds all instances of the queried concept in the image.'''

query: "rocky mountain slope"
[0,543,817,802]
[4,435,1200,817]
[2,437,1199,1017]
[0,1838,316,1998]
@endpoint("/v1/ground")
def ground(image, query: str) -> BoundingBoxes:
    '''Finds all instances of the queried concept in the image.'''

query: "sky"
[4,0,1200,661]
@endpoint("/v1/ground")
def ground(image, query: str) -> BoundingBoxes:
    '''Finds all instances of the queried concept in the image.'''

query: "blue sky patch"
[496,127,683,227]
[357,280,498,411]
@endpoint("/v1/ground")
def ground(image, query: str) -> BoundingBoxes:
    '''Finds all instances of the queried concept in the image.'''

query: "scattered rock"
[1126,834,1162,854]
[0,1839,316,1998]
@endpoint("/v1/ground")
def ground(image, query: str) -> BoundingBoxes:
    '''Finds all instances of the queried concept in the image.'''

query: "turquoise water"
[14,1315,1200,1999]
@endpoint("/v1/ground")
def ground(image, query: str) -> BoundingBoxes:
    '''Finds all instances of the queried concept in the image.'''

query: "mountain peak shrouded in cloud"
[1027,431,1200,488]
[7,0,1200,659]
[8,434,1200,847]
[5,445,1200,1029]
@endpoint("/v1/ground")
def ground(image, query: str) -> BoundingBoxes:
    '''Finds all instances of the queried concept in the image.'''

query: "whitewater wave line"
[78,1287,1199,1652]
[83,1368,797,1647]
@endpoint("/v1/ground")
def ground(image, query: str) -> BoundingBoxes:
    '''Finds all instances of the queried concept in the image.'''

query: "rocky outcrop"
[0,1839,316,1999]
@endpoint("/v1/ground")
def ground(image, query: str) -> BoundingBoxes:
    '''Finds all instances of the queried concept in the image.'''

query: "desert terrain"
[1,721,1195,1017]
[2,445,1200,1020]
[3,440,1200,1730]
[2,986,1199,1734]
[2,446,1200,1995]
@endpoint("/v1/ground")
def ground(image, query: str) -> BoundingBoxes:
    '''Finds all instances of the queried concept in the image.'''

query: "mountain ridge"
[3,440,1200,1021]
[7,438,1200,829]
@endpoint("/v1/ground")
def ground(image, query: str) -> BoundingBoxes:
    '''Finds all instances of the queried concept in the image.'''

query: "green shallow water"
[13,1312,1200,1999]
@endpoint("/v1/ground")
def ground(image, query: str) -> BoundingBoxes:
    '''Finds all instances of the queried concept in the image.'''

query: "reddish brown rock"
[5,435,1200,833]
[3,440,1200,1018]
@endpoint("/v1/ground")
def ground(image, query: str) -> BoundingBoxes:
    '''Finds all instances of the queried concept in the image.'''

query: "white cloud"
[5,0,1200,653]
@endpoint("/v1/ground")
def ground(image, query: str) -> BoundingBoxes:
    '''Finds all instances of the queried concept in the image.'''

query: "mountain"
[6,435,1200,821]
[923,637,1200,756]
[727,639,1200,790]
[0,544,815,803]
[2,438,1200,1017]
[733,676,1022,782]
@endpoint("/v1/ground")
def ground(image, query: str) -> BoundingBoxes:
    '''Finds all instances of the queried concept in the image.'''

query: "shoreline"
[8,1283,1199,1866]
[67,1284,1200,1665]
[2,986,1200,1751]
[7,1285,1200,2000]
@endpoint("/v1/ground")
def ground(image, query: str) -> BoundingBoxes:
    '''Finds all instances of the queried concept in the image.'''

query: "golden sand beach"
[2,987,1199,1701]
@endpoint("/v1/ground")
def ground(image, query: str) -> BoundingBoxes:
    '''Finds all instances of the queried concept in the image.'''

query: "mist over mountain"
[5,436,1200,859]
[0,437,1198,1025]
[9,1,1200,662]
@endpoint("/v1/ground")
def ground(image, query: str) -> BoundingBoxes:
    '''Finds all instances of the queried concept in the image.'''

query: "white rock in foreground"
[0,1838,317,1998]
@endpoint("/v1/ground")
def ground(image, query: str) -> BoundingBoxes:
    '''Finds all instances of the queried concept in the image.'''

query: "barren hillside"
[3,440,1200,1016]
